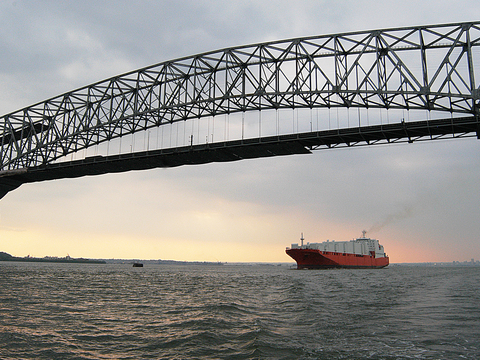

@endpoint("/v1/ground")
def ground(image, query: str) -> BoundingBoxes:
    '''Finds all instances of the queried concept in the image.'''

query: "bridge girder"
[1,21,480,171]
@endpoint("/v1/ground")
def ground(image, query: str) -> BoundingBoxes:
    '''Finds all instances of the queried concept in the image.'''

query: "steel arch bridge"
[1,21,480,198]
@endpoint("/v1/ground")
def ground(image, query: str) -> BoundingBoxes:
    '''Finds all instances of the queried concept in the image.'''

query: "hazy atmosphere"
[1,0,479,263]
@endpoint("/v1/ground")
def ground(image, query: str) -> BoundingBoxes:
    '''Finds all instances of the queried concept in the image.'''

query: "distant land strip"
[0,251,106,264]
[0,251,227,266]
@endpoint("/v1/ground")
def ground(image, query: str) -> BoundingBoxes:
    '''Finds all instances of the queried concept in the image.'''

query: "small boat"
[132,262,143,267]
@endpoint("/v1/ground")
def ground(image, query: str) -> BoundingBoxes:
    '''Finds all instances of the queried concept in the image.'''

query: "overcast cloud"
[0,0,479,262]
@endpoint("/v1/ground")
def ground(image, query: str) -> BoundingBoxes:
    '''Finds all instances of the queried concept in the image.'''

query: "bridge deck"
[0,116,478,198]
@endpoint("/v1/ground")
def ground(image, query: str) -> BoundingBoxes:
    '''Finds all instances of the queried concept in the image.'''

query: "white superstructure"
[290,231,386,258]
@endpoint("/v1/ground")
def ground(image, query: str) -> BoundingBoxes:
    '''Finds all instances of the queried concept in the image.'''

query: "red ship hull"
[286,248,389,269]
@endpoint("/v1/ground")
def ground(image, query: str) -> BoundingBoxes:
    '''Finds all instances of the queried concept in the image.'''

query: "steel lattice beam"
[1,21,480,171]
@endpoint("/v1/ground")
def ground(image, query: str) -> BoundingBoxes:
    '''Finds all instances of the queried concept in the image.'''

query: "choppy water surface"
[0,262,479,359]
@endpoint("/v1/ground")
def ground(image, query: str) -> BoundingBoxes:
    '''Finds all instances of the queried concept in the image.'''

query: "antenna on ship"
[362,230,367,238]
[300,232,304,247]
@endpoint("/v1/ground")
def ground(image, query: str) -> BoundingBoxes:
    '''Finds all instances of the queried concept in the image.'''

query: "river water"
[0,262,479,359]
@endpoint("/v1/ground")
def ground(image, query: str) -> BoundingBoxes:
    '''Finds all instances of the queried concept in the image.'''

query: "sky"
[1,0,479,263]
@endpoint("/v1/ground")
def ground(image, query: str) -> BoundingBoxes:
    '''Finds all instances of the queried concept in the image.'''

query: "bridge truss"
[1,22,479,175]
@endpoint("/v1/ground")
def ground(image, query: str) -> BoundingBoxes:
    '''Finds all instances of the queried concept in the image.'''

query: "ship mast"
[362,230,367,238]
[300,233,304,247]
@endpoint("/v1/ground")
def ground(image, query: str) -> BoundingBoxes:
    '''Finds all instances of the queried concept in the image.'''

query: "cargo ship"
[286,231,389,269]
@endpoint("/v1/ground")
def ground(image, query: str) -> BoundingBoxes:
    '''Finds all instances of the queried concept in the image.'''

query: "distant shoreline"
[2,251,477,266]
[0,252,106,264]
[0,251,225,266]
